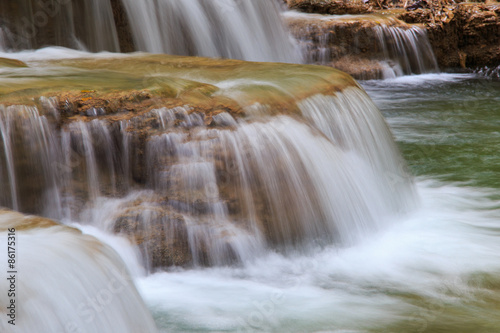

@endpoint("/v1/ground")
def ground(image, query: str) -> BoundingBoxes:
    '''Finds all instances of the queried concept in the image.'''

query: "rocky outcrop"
[110,0,135,52]
[286,13,438,79]
[286,1,500,71]
[397,3,500,69]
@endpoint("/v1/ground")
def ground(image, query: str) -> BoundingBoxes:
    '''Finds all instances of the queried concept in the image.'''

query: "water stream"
[0,0,498,331]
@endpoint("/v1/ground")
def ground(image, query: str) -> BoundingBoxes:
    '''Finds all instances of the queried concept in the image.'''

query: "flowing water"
[119,0,302,62]
[120,74,500,332]
[0,0,301,63]
[1,46,499,332]
[0,210,157,333]
[0,1,498,330]
[0,51,416,269]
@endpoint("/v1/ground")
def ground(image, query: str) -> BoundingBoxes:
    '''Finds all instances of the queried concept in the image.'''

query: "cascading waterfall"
[0,0,499,329]
[119,0,302,62]
[0,82,417,269]
[75,0,121,52]
[0,103,62,217]
[0,0,301,61]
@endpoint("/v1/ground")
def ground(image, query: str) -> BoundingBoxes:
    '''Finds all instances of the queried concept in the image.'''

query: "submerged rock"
[113,202,192,269]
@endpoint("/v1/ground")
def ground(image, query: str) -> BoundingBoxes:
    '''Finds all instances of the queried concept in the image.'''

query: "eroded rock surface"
[398,3,500,69]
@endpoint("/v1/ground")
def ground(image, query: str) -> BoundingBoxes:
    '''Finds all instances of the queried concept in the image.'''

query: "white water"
[374,24,438,77]
[119,0,302,62]
[0,211,158,333]
[135,179,500,332]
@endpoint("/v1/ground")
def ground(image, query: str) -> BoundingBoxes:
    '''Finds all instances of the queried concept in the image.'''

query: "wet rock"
[286,1,499,70]
[113,203,192,269]
[110,0,135,52]
[0,57,27,68]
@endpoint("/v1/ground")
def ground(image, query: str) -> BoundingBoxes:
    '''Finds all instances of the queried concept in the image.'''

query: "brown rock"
[113,203,192,269]
[287,0,373,15]
[398,3,500,69]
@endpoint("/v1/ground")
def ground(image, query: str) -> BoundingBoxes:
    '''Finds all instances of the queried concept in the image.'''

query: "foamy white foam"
[136,179,500,332]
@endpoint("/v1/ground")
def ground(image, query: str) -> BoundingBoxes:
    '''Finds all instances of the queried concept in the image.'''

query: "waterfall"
[0,0,301,62]
[374,24,438,76]
[286,12,438,78]
[0,103,62,217]
[0,210,158,332]
[119,0,302,63]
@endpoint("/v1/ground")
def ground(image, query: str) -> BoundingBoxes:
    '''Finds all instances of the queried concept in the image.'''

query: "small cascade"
[0,103,62,218]
[0,210,158,333]
[298,88,415,212]
[0,0,120,52]
[374,24,438,76]
[285,12,438,78]
[74,0,121,52]
[118,0,302,62]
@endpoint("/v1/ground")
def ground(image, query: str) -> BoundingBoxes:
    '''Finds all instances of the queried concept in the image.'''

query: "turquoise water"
[363,74,500,190]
